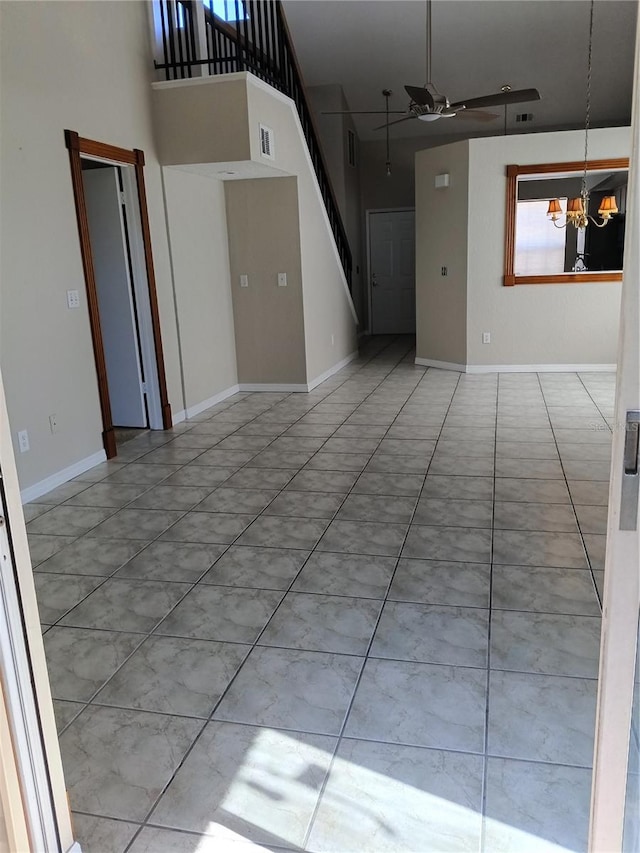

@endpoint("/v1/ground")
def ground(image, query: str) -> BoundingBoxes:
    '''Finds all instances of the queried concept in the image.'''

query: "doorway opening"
[81,159,149,448]
[367,208,416,335]
[65,131,172,459]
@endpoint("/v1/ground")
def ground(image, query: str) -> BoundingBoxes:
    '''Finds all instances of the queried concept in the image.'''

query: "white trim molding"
[20,450,107,505]
[415,357,466,372]
[239,351,359,394]
[307,351,359,390]
[415,357,616,374]
[186,385,241,419]
[239,383,308,393]
[466,362,617,374]
[172,383,241,424]
[67,843,83,853]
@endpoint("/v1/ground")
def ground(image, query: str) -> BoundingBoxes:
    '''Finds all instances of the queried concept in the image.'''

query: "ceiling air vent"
[515,113,534,123]
[259,124,274,160]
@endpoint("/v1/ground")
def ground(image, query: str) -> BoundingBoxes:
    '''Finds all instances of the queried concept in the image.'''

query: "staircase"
[153,0,352,288]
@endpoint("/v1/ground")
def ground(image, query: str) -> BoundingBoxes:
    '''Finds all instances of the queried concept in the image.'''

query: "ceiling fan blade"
[321,110,408,115]
[452,109,500,122]
[373,114,417,131]
[450,88,540,111]
[405,85,435,108]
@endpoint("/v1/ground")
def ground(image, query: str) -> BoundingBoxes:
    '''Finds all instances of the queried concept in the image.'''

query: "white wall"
[162,168,238,414]
[245,77,359,382]
[466,127,629,367]
[414,126,630,369]
[152,72,359,383]
[0,1,183,490]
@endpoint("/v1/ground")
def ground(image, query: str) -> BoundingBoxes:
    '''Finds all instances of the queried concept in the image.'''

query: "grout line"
[39,346,615,853]
[301,365,463,849]
[480,371,500,851]
[122,335,420,850]
[535,373,606,610]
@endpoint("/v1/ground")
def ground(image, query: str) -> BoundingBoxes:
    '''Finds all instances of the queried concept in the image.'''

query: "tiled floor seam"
[535,371,604,610]
[300,368,463,850]
[119,336,419,852]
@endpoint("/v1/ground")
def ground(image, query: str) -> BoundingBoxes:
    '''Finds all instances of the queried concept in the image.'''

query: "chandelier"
[546,0,618,229]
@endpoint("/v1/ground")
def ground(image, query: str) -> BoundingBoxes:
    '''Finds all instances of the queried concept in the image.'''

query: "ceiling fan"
[322,0,541,130]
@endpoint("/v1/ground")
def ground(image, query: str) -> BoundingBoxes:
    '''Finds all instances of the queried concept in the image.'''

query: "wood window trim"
[504,158,629,287]
[65,130,172,459]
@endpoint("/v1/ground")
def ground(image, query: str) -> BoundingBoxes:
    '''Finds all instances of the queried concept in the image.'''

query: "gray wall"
[225,177,307,384]
[415,141,469,366]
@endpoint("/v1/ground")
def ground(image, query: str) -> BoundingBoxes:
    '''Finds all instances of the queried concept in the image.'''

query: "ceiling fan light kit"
[546,0,618,231]
[321,0,541,173]
[371,0,540,133]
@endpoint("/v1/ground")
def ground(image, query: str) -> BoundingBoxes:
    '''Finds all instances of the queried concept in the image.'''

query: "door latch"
[620,410,640,531]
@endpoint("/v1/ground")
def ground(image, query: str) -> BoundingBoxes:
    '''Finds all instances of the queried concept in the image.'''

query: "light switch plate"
[278,273,287,287]
[240,275,249,288]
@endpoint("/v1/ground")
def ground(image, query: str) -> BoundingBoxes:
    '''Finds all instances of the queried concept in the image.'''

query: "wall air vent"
[259,124,274,160]
[515,113,534,123]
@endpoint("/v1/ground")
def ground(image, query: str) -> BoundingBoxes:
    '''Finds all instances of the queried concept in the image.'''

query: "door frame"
[365,207,416,336]
[0,367,75,853]
[65,130,172,458]
[589,14,640,846]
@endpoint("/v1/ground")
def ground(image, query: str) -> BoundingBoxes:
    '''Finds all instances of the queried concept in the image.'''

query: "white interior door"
[589,14,640,850]
[369,210,416,334]
[83,167,147,428]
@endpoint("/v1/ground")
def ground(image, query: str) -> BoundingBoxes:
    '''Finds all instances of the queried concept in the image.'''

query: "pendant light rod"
[546,0,618,231]
[425,0,432,84]
[383,88,392,176]
[582,0,595,197]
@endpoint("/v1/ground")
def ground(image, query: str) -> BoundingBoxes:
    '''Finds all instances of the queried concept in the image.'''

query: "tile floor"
[26,336,613,853]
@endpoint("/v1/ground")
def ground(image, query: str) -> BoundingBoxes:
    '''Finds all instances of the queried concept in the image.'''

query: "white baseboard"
[238,383,309,392]
[172,384,242,424]
[466,363,617,374]
[67,843,82,853]
[415,357,616,374]
[415,357,465,372]
[20,450,107,504]
[186,385,241,418]
[236,352,359,394]
[307,351,359,391]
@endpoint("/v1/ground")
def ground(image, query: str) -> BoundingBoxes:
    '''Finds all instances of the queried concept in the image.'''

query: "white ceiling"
[283,0,637,142]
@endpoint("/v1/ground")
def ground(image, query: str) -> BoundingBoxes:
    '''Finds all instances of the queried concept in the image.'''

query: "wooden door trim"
[132,149,172,429]
[65,130,117,457]
[64,130,172,459]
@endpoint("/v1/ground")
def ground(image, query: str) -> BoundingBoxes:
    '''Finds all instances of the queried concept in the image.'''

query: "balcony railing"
[154,0,352,287]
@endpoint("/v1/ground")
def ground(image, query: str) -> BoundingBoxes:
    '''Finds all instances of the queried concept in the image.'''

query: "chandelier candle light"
[546,0,618,229]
